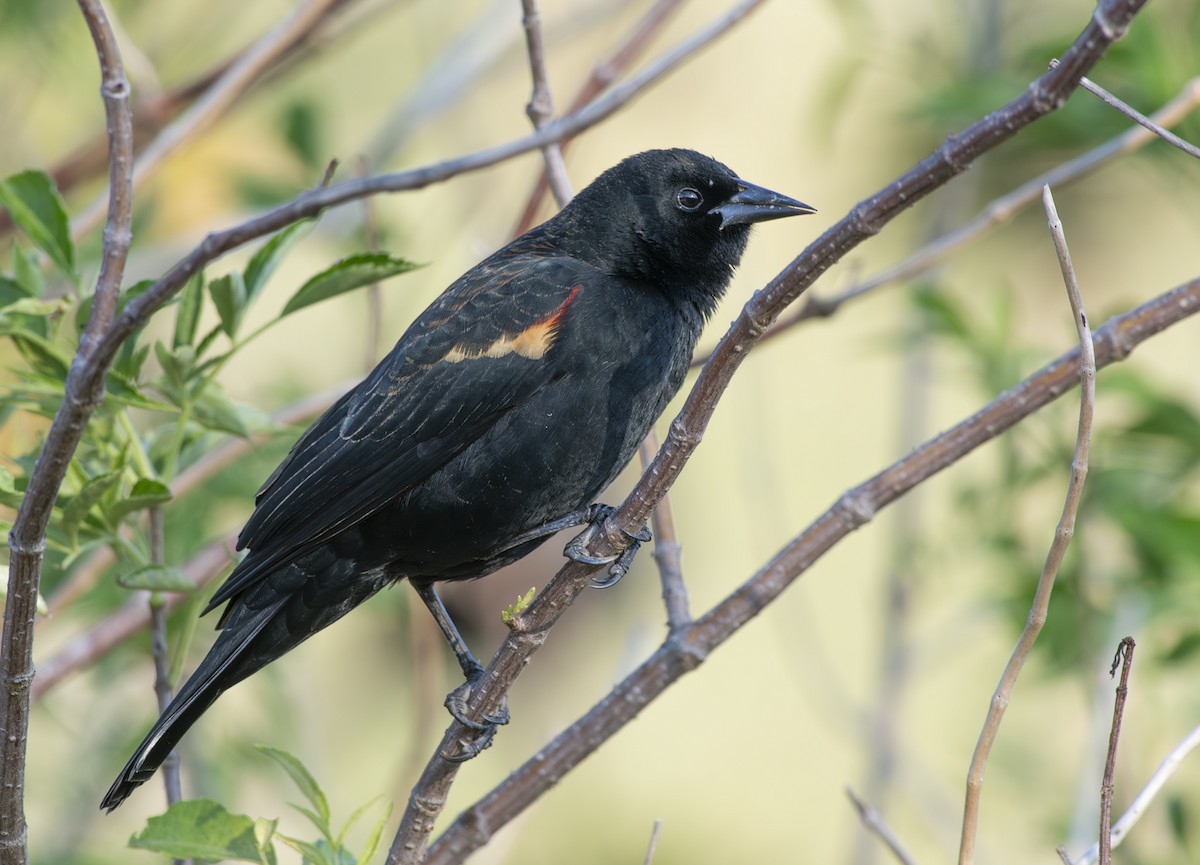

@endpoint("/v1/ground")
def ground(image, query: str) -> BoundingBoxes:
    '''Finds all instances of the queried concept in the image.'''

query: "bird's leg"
[411,581,509,760]
[563,504,652,588]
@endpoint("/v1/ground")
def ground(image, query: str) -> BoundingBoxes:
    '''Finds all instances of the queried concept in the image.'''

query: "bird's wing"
[204,250,589,613]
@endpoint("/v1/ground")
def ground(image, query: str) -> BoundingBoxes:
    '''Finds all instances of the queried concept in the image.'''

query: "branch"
[1,1,133,859]
[957,185,1096,865]
[847,788,920,865]
[1065,721,1200,865]
[639,432,690,632]
[692,75,1200,366]
[1099,638,1135,865]
[424,272,1198,865]
[1063,64,1200,160]
[520,0,573,207]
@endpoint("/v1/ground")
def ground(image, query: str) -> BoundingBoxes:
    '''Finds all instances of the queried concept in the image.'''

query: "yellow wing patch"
[442,286,580,364]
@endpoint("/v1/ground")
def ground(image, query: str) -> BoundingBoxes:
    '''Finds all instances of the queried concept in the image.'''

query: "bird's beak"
[711,179,816,230]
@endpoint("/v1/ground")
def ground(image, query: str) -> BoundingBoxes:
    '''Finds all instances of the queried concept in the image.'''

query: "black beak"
[710,179,816,230]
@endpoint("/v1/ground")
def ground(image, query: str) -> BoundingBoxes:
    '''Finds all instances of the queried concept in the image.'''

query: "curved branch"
[1,1,134,860]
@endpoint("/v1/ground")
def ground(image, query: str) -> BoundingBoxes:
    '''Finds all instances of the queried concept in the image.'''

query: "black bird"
[101,148,814,810]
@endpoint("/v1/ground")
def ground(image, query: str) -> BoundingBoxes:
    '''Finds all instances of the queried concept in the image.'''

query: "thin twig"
[957,185,1096,865]
[638,432,690,632]
[512,0,689,234]
[147,506,184,809]
[642,819,664,865]
[424,273,1198,865]
[520,0,573,207]
[692,76,1200,367]
[1099,637,1135,865]
[846,788,920,865]
[1,1,133,860]
[1066,721,1200,865]
[70,0,351,240]
[1050,60,1200,160]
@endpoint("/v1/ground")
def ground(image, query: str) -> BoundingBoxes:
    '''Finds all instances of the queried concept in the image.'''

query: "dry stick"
[1099,638,1135,865]
[424,274,1199,865]
[70,0,351,240]
[846,788,920,865]
[957,185,1096,865]
[642,819,664,865]
[1,1,133,860]
[520,0,573,207]
[1057,63,1200,161]
[691,76,1200,366]
[391,5,1150,861]
[638,432,690,632]
[146,506,183,808]
[1066,721,1200,865]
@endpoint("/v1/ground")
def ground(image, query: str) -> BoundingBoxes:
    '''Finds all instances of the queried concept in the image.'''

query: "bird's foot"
[563,504,652,589]
[441,664,509,763]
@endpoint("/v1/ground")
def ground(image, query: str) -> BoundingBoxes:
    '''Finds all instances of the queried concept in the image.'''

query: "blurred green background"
[3,0,1200,863]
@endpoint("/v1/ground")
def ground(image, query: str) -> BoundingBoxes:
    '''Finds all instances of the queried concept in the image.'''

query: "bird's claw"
[563,504,652,588]
[441,666,509,762]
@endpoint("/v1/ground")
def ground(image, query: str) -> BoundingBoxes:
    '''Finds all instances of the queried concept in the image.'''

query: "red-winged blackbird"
[101,148,813,810]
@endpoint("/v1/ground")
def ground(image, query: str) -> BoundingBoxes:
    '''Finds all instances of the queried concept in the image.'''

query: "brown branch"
[847,788,920,865]
[957,185,1096,865]
[639,432,690,632]
[1061,63,1200,160]
[691,75,1200,367]
[520,0,573,207]
[379,6,1156,860]
[1,2,134,860]
[147,507,184,808]
[1100,637,1135,865]
[424,272,1198,865]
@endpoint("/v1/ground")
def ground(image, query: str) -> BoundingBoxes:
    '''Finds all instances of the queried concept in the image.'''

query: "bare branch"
[147,506,184,808]
[639,432,690,632]
[1067,721,1200,865]
[642,819,664,865]
[1,1,133,859]
[693,76,1200,366]
[1055,61,1200,160]
[520,0,573,207]
[424,273,1199,865]
[847,788,920,865]
[1099,638,1135,865]
[957,185,1096,865]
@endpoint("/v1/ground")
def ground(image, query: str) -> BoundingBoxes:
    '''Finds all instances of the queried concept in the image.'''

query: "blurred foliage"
[128,747,390,865]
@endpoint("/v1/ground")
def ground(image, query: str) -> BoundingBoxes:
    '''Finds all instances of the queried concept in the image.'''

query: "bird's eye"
[675,187,704,212]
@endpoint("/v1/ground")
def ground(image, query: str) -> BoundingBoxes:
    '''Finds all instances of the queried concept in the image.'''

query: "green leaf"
[6,331,71,380]
[173,271,204,348]
[245,219,314,300]
[210,271,248,338]
[108,477,172,523]
[193,381,250,437]
[351,799,391,865]
[0,467,23,509]
[11,248,43,297]
[281,253,421,318]
[255,818,280,865]
[106,369,176,412]
[0,170,74,275]
[154,341,197,402]
[0,276,31,308]
[128,799,268,863]
[116,563,195,593]
[282,101,323,169]
[501,587,537,624]
[256,745,330,827]
[62,470,122,545]
[277,834,333,865]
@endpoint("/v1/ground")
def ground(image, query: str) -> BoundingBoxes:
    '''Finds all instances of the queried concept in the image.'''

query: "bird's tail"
[99,597,281,812]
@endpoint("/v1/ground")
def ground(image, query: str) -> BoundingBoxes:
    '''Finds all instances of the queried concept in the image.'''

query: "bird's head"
[547,148,814,316]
